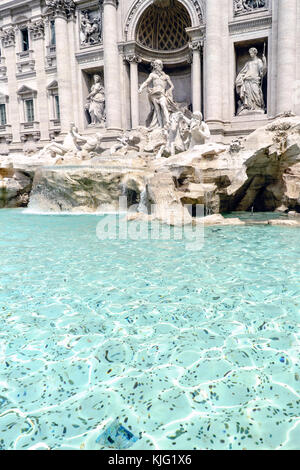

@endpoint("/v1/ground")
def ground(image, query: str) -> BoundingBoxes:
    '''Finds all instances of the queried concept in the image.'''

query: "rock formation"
[1,115,300,226]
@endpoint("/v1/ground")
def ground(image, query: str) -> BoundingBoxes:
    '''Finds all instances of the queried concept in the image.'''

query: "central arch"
[124,0,204,42]
[136,1,192,51]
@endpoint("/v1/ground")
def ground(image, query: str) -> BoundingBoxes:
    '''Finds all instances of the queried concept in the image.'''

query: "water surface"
[0,210,299,450]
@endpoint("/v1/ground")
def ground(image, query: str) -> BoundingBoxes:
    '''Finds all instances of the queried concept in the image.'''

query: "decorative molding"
[229,15,272,35]
[119,40,191,66]
[124,0,204,42]
[28,19,45,40]
[124,54,142,64]
[233,0,269,17]
[0,27,17,47]
[189,40,203,52]
[20,130,41,143]
[75,48,104,65]
[17,85,37,98]
[45,0,76,20]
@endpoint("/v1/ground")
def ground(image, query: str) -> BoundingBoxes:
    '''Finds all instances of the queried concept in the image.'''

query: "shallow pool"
[0,210,299,450]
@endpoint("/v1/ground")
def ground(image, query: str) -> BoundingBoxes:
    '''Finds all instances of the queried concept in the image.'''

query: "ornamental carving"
[0,27,17,47]
[28,19,45,40]
[189,40,203,51]
[80,5,103,46]
[234,0,268,16]
[45,0,76,19]
[125,54,142,64]
[125,0,203,40]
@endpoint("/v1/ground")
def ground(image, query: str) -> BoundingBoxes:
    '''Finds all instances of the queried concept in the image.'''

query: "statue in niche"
[80,10,102,46]
[138,59,182,129]
[235,46,267,116]
[85,74,106,127]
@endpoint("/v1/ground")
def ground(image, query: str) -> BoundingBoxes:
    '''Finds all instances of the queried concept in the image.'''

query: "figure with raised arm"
[138,59,177,129]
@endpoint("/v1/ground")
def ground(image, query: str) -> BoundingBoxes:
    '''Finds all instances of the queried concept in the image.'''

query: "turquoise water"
[0,209,300,450]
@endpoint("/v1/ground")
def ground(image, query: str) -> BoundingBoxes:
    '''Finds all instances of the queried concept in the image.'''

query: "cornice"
[229,14,272,35]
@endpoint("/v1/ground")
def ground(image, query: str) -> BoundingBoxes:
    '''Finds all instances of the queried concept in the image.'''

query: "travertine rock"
[0,169,33,208]
[1,116,300,223]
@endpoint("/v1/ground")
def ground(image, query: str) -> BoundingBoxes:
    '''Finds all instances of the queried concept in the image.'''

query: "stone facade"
[0,0,300,154]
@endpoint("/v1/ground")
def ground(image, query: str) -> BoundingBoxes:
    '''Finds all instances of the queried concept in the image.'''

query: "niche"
[234,38,268,116]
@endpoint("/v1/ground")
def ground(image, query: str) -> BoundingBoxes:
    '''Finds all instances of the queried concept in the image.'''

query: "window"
[0,104,6,125]
[25,99,34,122]
[50,20,56,46]
[54,95,60,120]
[21,28,29,52]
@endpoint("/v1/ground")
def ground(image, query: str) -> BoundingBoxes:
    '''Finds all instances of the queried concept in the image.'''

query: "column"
[126,55,141,129]
[53,12,74,133]
[204,0,223,122]
[103,0,122,129]
[190,41,202,113]
[29,19,49,141]
[2,27,20,143]
[67,17,80,129]
[276,0,297,115]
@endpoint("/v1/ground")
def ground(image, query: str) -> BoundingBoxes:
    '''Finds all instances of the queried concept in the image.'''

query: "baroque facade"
[0,0,299,153]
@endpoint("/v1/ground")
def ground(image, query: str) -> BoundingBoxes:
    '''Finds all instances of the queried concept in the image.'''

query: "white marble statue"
[138,59,179,129]
[156,111,211,158]
[236,47,267,115]
[186,111,211,149]
[156,111,187,158]
[37,123,104,161]
[85,74,106,127]
[38,123,86,159]
[80,10,102,45]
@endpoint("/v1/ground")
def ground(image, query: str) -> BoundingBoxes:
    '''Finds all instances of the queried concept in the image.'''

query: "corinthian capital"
[125,54,142,64]
[28,19,45,40]
[45,0,76,19]
[189,40,203,52]
[0,26,17,47]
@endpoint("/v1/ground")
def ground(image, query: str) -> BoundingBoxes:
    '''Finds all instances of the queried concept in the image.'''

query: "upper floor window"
[21,28,29,52]
[54,95,60,120]
[50,20,56,46]
[25,99,34,123]
[0,104,7,126]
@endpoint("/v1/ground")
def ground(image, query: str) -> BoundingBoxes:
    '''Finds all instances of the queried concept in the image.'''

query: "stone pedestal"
[276,0,297,115]
[103,0,122,130]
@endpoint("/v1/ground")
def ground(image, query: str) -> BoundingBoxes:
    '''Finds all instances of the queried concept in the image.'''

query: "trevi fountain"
[0,0,299,452]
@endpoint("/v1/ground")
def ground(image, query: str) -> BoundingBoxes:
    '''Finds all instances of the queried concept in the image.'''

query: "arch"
[124,0,204,42]
[136,2,191,51]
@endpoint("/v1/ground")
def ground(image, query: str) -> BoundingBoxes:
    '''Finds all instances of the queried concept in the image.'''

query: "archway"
[136,1,191,51]
[134,1,194,126]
